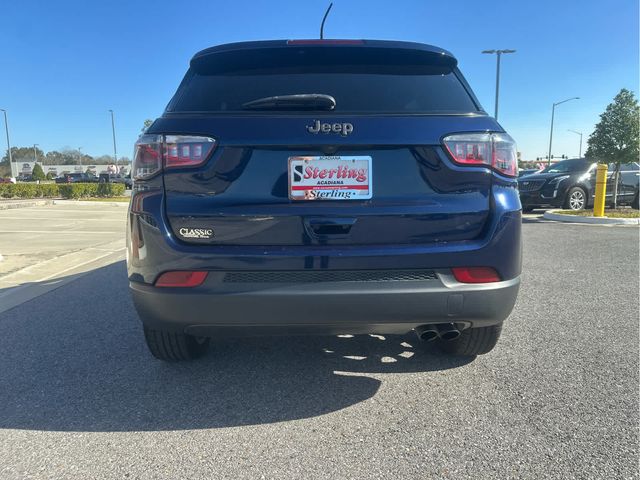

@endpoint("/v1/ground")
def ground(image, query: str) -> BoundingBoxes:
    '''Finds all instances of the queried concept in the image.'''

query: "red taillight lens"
[443,133,518,177]
[155,271,208,288]
[452,267,501,283]
[133,134,162,180]
[133,135,216,180]
[164,135,216,169]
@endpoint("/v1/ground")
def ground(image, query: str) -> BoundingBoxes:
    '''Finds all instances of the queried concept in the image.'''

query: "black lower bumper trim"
[130,275,520,336]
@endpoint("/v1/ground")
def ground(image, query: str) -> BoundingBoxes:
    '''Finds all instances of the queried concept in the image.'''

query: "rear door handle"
[304,217,357,238]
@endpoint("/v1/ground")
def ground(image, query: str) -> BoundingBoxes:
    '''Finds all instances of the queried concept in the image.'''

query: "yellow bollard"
[593,164,607,217]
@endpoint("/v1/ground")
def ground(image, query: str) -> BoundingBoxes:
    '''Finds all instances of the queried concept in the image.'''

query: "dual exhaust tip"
[415,324,461,342]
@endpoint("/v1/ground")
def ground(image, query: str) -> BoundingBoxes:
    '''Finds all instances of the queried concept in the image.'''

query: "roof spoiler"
[191,39,458,74]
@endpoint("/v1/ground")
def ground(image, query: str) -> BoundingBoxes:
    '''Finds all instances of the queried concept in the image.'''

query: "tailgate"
[159,115,498,247]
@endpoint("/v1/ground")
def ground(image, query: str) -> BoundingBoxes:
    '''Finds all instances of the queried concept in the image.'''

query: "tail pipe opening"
[437,323,461,341]
[414,325,439,342]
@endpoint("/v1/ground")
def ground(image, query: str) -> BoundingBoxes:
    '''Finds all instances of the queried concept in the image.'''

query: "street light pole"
[108,109,118,167]
[547,97,579,165]
[33,144,39,163]
[494,52,501,119]
[567,130,583,158]
[78,147,83,170]
[0,109,14,177]
[481,49,516,121]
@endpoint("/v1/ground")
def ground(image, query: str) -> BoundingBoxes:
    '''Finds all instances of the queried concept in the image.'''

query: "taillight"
[132,135,216,180]
[133,135,162,180]
[452,267,501,283]
[155,271,208,288]
[443,133,518,177]
[164,135,216,169]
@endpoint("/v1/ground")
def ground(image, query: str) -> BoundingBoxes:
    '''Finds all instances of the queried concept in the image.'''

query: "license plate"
[288,156,372,201]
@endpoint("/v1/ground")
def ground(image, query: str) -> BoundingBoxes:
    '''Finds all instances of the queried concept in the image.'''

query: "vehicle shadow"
[0,261,472,433]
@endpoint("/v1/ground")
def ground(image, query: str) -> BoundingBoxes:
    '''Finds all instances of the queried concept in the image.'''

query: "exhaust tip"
[437,323,461,341]
[420,330,439,342]
[415,325,439,342]
[439,329,461,341]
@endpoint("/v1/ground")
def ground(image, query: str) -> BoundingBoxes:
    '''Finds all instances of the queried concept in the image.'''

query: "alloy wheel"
[569,190,585,210]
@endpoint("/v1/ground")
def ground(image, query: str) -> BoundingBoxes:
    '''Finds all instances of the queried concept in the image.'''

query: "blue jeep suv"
[127,39,522,361]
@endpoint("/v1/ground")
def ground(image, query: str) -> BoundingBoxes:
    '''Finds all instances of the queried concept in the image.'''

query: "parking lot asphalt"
[0,214,638,479]
[0,203,127,312]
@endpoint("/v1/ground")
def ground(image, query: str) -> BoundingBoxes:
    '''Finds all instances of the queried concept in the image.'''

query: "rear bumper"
[127,186,522,284]
[130,271,520,336]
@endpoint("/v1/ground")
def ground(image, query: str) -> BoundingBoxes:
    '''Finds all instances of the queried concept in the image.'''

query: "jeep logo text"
[306,120,353,136]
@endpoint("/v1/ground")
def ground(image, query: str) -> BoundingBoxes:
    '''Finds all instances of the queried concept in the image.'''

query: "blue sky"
[1,0,637,160]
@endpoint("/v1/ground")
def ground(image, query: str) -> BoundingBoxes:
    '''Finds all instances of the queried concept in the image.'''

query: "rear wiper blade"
[242,94,336,111]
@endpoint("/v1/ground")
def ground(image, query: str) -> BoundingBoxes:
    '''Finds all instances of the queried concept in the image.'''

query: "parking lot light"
[567,129,583,158]
[547,97,579,165]
[481,49,516,121]
[109,110,118,167]
[0,109,13,177]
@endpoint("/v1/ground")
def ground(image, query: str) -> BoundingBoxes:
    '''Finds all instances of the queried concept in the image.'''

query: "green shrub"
[59,182,125,199]
[97,183,125,197]
[0,182,125,199]
[58,183,94,199]
[0,183,59,198]
[38,183,60,197]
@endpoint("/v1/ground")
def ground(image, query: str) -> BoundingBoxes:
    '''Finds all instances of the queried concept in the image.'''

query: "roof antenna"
[320,3,333,39]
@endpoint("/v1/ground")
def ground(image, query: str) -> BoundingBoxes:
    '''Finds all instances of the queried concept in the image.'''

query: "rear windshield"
[167,65,478,114]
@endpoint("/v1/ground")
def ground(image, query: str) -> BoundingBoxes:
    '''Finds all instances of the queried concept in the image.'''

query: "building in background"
[18,162,129,177]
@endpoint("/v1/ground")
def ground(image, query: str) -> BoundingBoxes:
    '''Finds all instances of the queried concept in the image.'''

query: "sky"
[0,0,638,161]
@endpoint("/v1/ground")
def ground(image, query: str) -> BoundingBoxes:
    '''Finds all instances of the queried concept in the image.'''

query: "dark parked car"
[609,162,640,208]
[99,173,132,189]
[127,39,522,361]
[518,168,540,177]
[55,172,98,183]
[518,159,639,211]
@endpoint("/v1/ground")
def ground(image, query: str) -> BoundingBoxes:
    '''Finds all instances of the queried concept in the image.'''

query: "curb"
[52,200,128,207]
[543,210,640,225]
[0,199,54,210]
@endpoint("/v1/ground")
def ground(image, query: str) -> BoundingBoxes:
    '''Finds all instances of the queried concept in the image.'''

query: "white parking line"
[0,249,125,315]
[36,248,125,282]
[0,217,124,221]
[0,230,123,234]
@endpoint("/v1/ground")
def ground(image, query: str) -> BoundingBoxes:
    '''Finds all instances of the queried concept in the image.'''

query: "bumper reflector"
[452,267,500,283]
[155,271,208,288]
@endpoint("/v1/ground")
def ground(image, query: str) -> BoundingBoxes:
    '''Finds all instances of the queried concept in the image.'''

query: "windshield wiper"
[242,94,336,111]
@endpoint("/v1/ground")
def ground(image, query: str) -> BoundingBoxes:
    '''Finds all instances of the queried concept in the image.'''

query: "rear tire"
[437,324,502,356]
[522,206,534,213]
[632,193,639,210]
[143,326,210,361]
